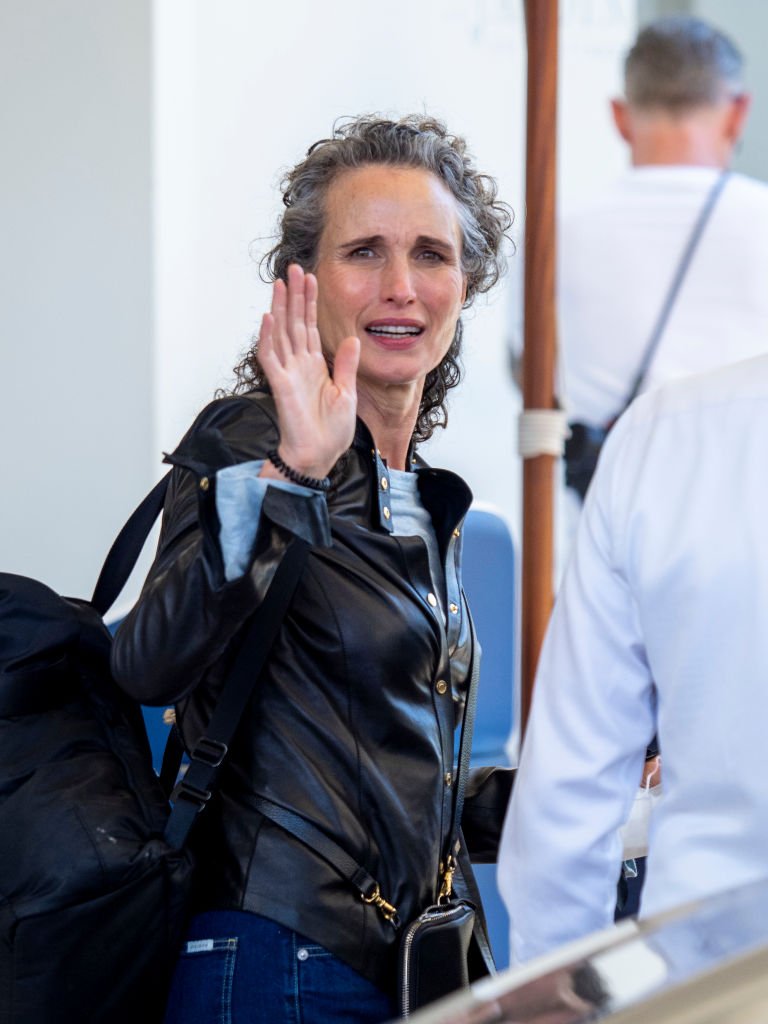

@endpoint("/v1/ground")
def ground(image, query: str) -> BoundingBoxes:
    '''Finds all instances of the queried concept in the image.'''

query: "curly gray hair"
[232,114,513,442]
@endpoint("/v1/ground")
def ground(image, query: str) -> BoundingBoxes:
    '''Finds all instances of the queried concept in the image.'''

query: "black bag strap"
[252,605,481,924]
[251,794,398,924]
[618,169,730,417]
[163,538,309,849]
[159,725,186,797]
[91,471,172,616]
[443,608,480,873]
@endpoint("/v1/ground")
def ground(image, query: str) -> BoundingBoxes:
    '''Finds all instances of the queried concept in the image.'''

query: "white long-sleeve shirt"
[499,353,768,963]
[561,167,768,425]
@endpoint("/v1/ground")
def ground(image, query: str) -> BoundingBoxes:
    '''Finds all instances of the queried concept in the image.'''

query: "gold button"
[427,592,437,608]
[199,476,210,492]
[436,679,448,694]
[444,772,453,787]
[162,708,176,726]
[449,602,459,615]
[453,527,461,538]
[381,477,388,491]
[383,506,391,520]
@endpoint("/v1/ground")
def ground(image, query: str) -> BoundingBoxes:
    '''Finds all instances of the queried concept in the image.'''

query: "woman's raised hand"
[259,264,360,479]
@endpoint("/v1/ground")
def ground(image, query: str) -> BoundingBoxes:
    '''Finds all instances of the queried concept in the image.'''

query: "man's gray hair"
[625,16,744,110]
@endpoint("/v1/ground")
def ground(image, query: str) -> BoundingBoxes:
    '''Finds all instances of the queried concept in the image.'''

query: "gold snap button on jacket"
[449,602,459,615]
[199,476,210,492]
[383,506,391,520]
[427,592,437,608]
[435,679,448,694]
[381,477,388,491]
[444,772,453,787]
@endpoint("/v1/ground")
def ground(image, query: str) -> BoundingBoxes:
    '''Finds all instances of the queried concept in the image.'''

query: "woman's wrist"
[266,448,331,492]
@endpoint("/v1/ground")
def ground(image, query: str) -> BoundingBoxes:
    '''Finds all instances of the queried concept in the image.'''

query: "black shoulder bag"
[396,609,486,1017]
[564,170,730,500]
[250,608,488,1018]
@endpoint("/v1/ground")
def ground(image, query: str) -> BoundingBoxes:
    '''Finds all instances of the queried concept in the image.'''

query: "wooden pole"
[521,0,558,735]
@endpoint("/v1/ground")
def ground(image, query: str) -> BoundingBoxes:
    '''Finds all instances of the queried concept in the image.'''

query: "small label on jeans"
[186,939,214,953]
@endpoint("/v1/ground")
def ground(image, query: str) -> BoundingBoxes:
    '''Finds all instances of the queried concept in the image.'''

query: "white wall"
[2,0,636,601]
[0,0,153,597]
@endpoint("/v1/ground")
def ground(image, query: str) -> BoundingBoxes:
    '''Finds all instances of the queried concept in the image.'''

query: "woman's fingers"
[286,264,307,354]
[269,278,290,365]
[305,273,322,354]
[258,312,283,380]
[269,265,319,363]
[332,335,360,397]
[259,312,273,357]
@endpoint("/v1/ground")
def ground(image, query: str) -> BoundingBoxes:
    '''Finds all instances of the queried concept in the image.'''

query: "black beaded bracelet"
[267,449,331,492]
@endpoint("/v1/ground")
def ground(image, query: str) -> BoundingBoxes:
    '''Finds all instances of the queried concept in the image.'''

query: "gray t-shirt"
[388,468,446,625]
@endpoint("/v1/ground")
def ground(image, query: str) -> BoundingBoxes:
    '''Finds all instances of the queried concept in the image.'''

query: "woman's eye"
[349,246,376,259]
[418,249,444,262]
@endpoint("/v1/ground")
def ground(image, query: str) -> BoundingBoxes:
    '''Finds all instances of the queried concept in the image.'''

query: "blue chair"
[462,505,517,969]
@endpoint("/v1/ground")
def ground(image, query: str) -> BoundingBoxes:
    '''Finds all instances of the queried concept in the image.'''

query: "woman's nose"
[382,256,416,304]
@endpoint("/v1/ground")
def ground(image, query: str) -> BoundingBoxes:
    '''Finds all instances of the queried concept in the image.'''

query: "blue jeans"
[163,910,397,1024]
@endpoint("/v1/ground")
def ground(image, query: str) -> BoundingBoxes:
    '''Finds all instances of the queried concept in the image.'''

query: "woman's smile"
[365,317,425,347]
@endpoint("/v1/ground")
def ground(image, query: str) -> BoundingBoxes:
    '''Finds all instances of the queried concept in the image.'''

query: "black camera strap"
[620,169,730,415]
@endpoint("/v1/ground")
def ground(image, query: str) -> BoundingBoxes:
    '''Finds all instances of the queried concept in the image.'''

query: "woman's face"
[313,164,467,400]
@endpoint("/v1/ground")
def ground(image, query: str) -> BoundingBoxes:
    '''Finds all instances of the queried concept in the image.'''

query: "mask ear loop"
[623,756,662,880]
[644,755,661,791]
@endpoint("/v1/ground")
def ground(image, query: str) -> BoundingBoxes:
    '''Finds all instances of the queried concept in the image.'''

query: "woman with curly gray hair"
[113,113,513,1023]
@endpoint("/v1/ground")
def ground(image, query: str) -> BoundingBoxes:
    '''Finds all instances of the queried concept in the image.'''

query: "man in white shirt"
[561,16,768,499]
[499,352,768,963]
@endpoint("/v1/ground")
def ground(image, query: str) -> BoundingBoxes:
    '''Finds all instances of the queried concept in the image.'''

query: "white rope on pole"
[518,409,570,459]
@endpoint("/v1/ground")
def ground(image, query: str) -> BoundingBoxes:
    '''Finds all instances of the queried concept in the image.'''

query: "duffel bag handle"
[91,472,171,616]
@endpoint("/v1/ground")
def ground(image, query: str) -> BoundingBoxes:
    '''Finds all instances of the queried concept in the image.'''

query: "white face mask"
[620,760,662,861]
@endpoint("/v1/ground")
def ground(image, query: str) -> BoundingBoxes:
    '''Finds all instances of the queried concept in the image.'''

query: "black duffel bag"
[0,474,194,1024]
[0,453,309,1024]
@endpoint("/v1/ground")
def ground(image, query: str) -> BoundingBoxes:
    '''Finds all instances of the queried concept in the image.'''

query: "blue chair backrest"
[461,506,517,968]
[462,506,516,765]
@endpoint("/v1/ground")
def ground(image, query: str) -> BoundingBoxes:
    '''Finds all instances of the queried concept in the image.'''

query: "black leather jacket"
[112,391,514,994]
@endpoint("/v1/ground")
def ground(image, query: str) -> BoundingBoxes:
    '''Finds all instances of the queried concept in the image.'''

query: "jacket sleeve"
[462,766,516,863]
[111,395,331,705]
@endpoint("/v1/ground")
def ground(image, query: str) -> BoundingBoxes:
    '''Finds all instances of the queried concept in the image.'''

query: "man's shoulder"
[724,171,768,208]
[623,354,768,437]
